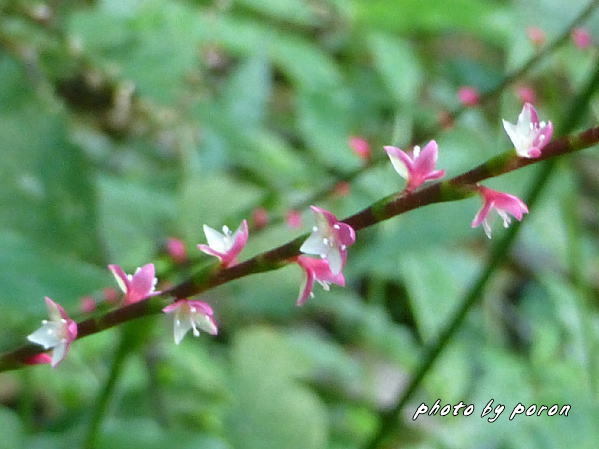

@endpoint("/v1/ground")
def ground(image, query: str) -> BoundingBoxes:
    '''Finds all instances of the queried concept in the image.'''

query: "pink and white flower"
[384,140,446,192]
[471,186,529,239]
[300,206,355,276]
[296,256,345,306]
[27,297,77,367]
[502,103,553,158]
[162,300,218,344]
[108,263,160,305]
[197,220,248,267]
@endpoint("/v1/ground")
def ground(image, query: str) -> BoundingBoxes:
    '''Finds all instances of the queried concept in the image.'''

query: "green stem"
[562,162,596,394]
[362,51,599,449]
[82,331,130,449]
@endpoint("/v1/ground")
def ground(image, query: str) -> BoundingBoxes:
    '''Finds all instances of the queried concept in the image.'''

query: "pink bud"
[166,237,187,264]
[251,207,269,230]
[349,136,371,161]
[79,296,97,313]
[527,26,546,47]
[457,86,480,107]
[286,210,303,229]
[516,85,536,104]
[103,287,119,304]
[572,28,592,49]
[333,181,351,197]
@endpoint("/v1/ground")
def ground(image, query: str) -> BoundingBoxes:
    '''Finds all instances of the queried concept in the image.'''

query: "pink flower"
[286,210,303,229]
[296,256,345,306]
[349,136,371,161]
[471,186,529,239]
[516,85,536,104]
[502,102,553,158]
[197,219,249,267]
[162,300,218,344]
[384,140,446,192]
[333,181,351,197]
[108,263,160,305]
[27,297,77,367]
[79,296,96,313]
[300,206,355,275]
[572,28,592,49]
[103,287,119,304]
[166,237,187,264]
[251,207,269,230]
[527,26,546,46]
[457,86,480,107]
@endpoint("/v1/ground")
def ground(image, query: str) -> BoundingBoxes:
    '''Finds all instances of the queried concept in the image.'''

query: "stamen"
[322,238,329,245]
[312,226,318,232]
[341,245,346,250]
[60,319,67,323]
[333,224,340,230]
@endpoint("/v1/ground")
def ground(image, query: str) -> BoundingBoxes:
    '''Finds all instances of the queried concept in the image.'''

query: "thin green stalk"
[82,331,129,449]
[362,53,599,449]
[562,162,596,394]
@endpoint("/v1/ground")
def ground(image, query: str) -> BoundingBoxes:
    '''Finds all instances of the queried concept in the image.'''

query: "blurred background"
[1,0,599,448]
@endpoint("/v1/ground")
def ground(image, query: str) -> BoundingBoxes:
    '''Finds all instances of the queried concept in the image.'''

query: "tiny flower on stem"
[108,263,160,305]
[300,206,355,276]
[27,297,77,367]
[162,300,218,344]
[349,136,371,161]
[384,140,446,192]
[457,86,480,107]
[296,256,345,306]
[252,207,269,230]
[516,85,536,104]
[286,210,302,229]
[572,28,592,49]
[471,185,529,239]
[79,296,96,313]
[166,237,187,264]
[502,102,553,158]
[198,220,249,268]
[24,353,53,365]
[527,26,546,47]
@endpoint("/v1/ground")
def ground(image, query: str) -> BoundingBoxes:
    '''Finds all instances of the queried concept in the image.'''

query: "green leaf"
[236,0,322,26]
[225,327,328,449]
[368,33,423,105]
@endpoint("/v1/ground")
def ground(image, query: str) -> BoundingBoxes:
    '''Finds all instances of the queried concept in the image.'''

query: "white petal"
[203,225,227,252]
[300,232,329,256]
[173,314,193,345]
[51,342,67,367]
[27,322,62,349]
[193,313,218,335]
[388,154,409,180]
[482,220,493,239]
[502,119,530,157]
[327,248,343,275]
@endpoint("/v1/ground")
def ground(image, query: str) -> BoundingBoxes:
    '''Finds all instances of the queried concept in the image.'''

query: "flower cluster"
[24,103,553,368]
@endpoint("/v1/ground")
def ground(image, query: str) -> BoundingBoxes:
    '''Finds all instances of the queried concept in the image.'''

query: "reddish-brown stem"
[1,125,598,372]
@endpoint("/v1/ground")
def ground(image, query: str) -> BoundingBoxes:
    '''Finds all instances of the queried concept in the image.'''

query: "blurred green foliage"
[1,0,599,448]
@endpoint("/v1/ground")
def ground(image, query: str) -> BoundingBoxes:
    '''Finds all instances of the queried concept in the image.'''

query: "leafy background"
[1,0,599,448]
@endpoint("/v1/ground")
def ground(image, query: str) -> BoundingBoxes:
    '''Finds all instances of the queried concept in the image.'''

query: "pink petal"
[24,353,52,365]
[197,244,227,261]
[187,300,214,316]
[471,199,494,228]
[296,260,316,306]
[127,264,158,304]
[310,205,339,228]
[522,102,539,126]
[334,222,356,247]
[108,264,130,294]
[413,140,439,175]
[162,299,187,313]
